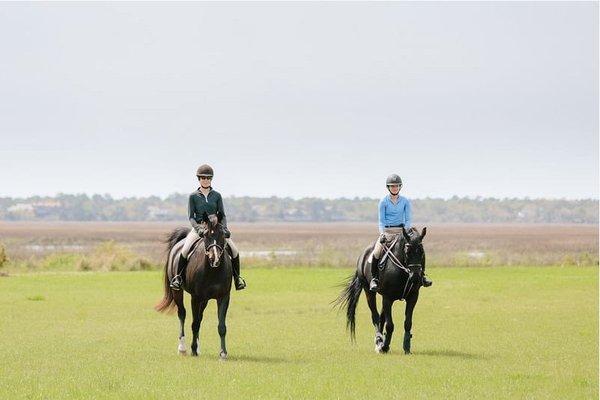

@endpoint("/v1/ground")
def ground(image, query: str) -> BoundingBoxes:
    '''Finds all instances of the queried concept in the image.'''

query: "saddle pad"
[167,238,203,279]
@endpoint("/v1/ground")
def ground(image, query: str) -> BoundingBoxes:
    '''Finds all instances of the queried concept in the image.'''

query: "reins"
[379,236,422,300]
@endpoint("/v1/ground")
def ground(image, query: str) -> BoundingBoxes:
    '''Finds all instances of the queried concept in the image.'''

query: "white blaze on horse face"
[211,242,220,266]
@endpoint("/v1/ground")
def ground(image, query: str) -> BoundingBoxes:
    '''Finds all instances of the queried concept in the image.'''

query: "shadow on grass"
[413,349,487,360]
[226,354,294,364]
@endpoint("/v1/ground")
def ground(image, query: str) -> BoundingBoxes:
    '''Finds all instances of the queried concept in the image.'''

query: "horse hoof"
[191,351,198,357]
[219,351,227,360]
[404,350,411,355]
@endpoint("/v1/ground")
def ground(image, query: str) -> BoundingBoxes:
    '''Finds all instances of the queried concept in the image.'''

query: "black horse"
[337,226,427,354]
[155,213,233,359]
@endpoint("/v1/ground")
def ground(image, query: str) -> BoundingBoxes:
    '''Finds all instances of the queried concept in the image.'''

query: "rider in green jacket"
[170,164,246,291]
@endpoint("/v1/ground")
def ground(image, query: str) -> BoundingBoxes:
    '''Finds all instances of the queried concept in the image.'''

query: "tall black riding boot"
[170,255,188,291]
[369,256,380,292]
[231,255,246,291]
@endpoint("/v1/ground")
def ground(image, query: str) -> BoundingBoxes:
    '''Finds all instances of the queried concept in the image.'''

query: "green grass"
[0,267,597,399]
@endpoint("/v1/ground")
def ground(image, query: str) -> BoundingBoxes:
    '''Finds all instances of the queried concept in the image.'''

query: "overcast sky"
[0,2,597,199]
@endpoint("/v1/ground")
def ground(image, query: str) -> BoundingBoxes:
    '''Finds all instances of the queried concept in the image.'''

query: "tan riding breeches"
[372,227,405,260]
[180,229,239,259]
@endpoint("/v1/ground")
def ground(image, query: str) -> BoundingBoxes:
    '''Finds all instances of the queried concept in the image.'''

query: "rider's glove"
[222,227,231,239]
[379,234,386,244]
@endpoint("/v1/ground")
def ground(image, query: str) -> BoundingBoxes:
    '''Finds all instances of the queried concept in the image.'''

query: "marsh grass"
[0,222,597,273]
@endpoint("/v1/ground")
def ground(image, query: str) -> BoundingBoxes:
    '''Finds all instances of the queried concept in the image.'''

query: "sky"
[0,2,597,200]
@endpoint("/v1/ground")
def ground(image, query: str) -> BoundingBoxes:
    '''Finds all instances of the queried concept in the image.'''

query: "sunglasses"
[198,176,212,180]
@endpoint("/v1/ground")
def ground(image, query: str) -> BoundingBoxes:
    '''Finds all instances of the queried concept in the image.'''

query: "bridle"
[203,227,226,268]
[379,235,424,300]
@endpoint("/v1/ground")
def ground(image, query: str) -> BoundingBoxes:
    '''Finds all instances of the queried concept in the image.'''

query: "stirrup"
[170,275,183,290]
[369,278,379,292]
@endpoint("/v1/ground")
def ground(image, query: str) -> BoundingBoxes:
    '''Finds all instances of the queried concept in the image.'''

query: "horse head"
[201,211,226,268]
[401,226,427,283]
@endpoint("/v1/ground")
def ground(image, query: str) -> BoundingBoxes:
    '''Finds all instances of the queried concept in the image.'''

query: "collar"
[197,187,213,196]
[387,194,401,202]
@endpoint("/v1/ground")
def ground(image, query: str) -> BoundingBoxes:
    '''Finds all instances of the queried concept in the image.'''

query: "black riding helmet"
[196,164,214,178]
[386,174,402,188]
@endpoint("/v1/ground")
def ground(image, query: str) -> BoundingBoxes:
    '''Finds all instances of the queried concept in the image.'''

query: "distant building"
[7,203,34,213]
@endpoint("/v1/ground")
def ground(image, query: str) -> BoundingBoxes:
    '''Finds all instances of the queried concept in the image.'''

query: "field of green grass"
[1,266,597,399]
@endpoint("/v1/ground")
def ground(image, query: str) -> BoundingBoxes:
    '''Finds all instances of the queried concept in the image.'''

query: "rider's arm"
[216,194,228,229]
[378,198,386,233]
[404,198,412,229]
[188,195,201,233]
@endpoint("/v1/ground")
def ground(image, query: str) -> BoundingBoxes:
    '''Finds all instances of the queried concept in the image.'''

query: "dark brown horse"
[155,213,233,359]
[336,226,427,354]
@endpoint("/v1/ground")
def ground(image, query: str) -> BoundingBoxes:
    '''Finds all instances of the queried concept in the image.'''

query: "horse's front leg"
[190,297,208,357]
[380,297,395,353]
[403,290,419,354]
[216,294,230,360]
[173,291,187,355]
[365,291,383,351]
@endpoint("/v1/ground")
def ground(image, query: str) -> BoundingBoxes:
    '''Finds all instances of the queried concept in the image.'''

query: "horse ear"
[401,226,411,242]
[421,227,427,239]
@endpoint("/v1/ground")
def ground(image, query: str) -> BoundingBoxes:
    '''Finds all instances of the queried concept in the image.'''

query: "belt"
[384,225,405,228]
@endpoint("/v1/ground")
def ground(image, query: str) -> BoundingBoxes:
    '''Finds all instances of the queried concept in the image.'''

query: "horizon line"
[1,192,598,202]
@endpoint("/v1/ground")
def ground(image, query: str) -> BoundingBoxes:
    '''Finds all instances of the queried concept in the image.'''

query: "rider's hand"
[222,227,231,238]
[379,234,386,244]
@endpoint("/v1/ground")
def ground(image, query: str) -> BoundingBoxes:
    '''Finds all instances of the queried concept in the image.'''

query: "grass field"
[1,266,597,399]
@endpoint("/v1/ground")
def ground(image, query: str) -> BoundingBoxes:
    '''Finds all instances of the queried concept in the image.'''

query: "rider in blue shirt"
[370,174,432,291]
[378,193,412,233]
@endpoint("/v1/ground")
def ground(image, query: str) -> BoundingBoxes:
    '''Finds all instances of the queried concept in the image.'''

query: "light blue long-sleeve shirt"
[378,195,412,233]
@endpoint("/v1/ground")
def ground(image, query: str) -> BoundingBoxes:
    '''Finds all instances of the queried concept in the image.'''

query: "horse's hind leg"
[190,297,208,357]
[403,290,419,354]
[365,291,383,351]
[217,294,230,360]
[174,291,187,355]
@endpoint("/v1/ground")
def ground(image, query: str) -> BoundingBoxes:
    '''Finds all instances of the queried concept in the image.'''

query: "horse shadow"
[226,354,294,364]
[412,349,487,360]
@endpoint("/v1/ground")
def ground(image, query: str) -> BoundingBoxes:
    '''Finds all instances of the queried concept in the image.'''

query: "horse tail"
[333,270,363,341]
[154,227,190,313]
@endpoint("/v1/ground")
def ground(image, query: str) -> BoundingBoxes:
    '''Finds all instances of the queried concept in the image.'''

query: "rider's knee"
[227,238,239,258]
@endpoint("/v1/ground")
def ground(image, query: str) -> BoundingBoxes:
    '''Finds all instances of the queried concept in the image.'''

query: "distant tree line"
[0,194,596,223]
